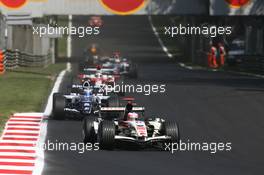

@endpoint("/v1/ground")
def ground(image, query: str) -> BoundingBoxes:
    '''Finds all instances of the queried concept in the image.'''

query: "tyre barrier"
[0,50,5,75]
[0,49,51,72]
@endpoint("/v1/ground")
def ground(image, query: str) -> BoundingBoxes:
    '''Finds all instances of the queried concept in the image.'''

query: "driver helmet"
[96,65,102,70]
[83,81,90,89]
[115,59,121,63]
[84,89,92,97]
[96,72,102,78]
[127,112,139,121]
[102,75,108,79]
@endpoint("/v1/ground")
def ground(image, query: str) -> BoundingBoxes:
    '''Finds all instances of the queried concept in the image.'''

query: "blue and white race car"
[52,82,119,120]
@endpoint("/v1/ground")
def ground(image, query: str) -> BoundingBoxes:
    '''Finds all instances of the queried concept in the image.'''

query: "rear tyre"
[52,93,66,120]
[83,117,97,144]
[97,121,115,150]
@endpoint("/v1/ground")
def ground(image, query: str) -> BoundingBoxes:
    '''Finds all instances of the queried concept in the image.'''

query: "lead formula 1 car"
[83,104,180,150]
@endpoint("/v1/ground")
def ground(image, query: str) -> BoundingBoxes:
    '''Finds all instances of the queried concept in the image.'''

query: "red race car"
[89,16,103,27]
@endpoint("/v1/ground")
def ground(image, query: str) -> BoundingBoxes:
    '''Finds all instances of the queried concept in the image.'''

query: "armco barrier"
[235,55,264,74]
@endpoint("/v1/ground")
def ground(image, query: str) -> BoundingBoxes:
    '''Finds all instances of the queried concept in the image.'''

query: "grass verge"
[0,63,66,133]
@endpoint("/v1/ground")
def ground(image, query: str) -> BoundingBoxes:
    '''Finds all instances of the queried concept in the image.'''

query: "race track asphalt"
[42,16,264,175]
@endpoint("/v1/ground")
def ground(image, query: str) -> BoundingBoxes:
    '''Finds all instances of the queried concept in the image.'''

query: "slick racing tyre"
[52,93,66,120]
[97,121,115,150]
[83,117,97,144]
[163,121,180,143]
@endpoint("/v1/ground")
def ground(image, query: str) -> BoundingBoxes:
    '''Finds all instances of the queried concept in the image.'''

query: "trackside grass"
[0,63,66,133]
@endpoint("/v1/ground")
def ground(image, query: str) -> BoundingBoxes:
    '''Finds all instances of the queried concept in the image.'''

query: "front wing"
[114,135,171,143]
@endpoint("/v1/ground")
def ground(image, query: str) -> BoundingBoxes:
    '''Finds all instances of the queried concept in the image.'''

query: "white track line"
[4,126,40,129]
[0,141,37,144]
[0,146,36,150]
[13,113,44,117]
[1,136,38,139]
[2,130,40,134]
[0,152,36,157]
[43,63,71,117]
[33,63,71,175]
[148,16,195,71]
[148,15,173,58]
[1,138,38,142]
[0,159,35,163]
[9,118,41,121]
[0,165,34,171]
[7,121,41,125]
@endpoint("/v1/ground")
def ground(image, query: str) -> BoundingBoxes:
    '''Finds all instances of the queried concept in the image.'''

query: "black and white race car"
[82,52,138,79]
[102,57,138,78]
[83,103,180,150]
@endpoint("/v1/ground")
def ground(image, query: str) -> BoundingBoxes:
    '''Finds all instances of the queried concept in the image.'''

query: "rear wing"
[72,84,83,89]
[100,107,145,113]
[84,68,115,72]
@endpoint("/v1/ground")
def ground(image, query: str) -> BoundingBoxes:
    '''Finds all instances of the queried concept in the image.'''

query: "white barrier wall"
[0,16,6,49]
[0,0,263,16]
[0,0,207,17]
[0,0,147,17]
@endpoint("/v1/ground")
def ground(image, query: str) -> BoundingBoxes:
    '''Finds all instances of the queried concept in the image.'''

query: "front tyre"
[97,121,115,150]
[163,121,180,143]
[52,93,66,120]
[83,117,97,144]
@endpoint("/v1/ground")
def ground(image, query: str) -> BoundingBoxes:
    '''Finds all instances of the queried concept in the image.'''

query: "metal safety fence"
[232,55,264,74]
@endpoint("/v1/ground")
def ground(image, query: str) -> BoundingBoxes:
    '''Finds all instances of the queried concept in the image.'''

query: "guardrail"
[0,49,51,74]
[229,55,264,74]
